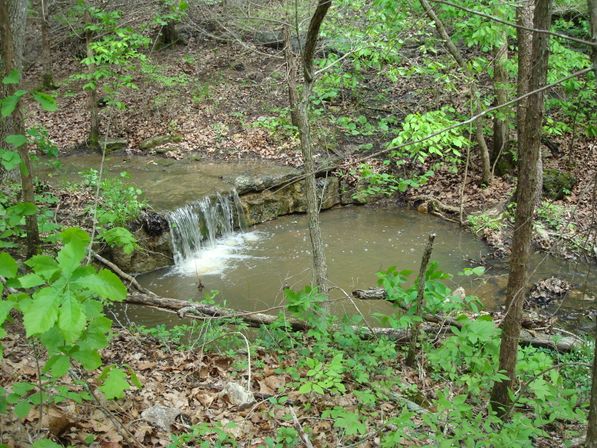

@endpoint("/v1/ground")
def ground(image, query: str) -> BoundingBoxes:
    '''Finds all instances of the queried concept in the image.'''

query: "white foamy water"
[168,231,264,276]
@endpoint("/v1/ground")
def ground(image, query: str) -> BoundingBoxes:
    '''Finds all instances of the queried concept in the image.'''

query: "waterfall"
[168,190,246,267]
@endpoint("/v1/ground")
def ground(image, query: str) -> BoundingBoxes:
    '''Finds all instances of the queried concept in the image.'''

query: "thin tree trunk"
[84,10,100,149]
[406,233,436,367]
[40,0,54,89]
[492,35,509,165]
[418,0,492,185]
[0,0,41,257]
[490,0,552,415]
[284,26,300,128]
[585,2,597,445]
[285,0,331,293]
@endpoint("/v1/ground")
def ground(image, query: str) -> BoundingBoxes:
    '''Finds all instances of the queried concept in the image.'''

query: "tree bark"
[406,233,435,367]
[585,3,597,445]
[284,0,331,293]
[418,0,492,186]
[492,35,509,165]
[0,0,41,257]
[84,9,100,149]
[40,0,54,89]
[0,0,26,146]
[490,0,552,415]
[284,26,300,128]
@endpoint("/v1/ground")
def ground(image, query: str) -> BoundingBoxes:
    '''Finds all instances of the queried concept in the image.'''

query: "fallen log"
[126,291,578,351]
[126,291,439,343]
[352,288,580,352]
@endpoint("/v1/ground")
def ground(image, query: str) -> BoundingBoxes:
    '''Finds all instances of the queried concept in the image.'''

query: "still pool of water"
[130,207,596,330]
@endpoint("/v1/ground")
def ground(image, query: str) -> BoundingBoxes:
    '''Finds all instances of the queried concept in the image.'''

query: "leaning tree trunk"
[0,0,41,256]
[585,2,597,446]
[490,0,552,415]
[418,0,492,186]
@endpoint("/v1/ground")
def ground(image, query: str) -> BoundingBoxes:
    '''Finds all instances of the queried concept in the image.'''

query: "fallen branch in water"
[352,288,580,352]
[125,291,578,351]
[125,291,440,343]
[92,250,155,296]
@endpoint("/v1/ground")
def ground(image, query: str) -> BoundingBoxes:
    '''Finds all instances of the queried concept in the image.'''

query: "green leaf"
[19,273,45,288]
[6,202,37,226]
[44,354,71,378]
[21,288,60,336]
[100,367,130,399]
[0,301,15,325]
[31,91,57,112]
[59,294,86,343]
[83,269,127,301]
[32,439,62,448]
[57,229,90,275]
[25,256,60,281]
[0,253,18,278]
[5,134,27,148]
[0,149,21,170]
[14,400,31,419]
[2,69,20,85]
[1,93,22,117]
[72,349,102,370]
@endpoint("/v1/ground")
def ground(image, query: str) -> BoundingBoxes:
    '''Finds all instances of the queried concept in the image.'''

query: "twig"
[90,250,154,295]
[289,406,314,448]
[69,371,143,448]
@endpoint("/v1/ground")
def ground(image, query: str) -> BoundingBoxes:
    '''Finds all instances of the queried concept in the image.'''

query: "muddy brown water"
[130,207,596,332]
[41,154,595,332]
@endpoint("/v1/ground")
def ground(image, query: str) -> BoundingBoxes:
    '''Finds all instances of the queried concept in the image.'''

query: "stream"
[42,154,595,332]
[132,207,596,332]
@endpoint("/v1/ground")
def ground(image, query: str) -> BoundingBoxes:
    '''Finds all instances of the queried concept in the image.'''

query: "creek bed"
[128,207,596,331]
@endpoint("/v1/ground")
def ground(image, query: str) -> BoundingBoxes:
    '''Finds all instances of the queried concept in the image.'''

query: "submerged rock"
[139,134,182,151]
[99,137,128,153]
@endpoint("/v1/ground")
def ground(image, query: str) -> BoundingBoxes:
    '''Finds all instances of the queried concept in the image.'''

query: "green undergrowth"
[466,200,593,259]
[130,266,592,447]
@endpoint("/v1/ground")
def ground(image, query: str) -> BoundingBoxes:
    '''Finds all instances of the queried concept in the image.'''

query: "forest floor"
[1,318,588,448]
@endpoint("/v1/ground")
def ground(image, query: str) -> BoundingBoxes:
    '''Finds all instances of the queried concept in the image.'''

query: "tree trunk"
[492,35,509,165]
[284,0,331,293]
[0,0,41,257]
[0,0,26,146]
[40,0,54,89]
[490,0,552,415]
[585,3,597,445]
[406,233,435,367]
[84,10,100,149]
[284,26,300,128]
[418,0,492,186]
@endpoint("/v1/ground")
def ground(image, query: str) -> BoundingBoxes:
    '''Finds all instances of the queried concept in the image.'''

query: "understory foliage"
[129,264,592,446]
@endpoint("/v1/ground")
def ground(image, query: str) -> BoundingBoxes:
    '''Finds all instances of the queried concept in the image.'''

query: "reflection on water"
[134,207,595,330]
